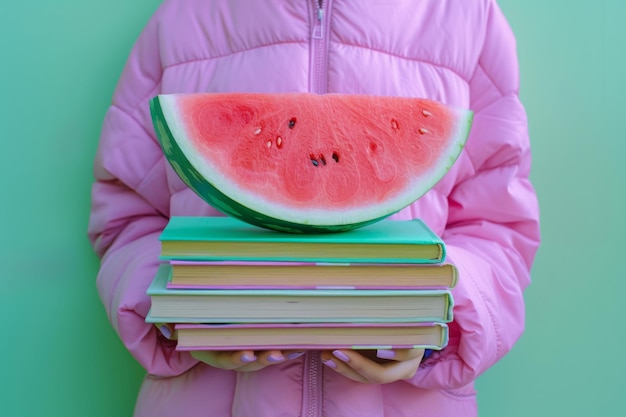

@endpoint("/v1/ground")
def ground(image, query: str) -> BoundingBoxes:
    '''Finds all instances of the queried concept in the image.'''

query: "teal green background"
[1,1,623,416]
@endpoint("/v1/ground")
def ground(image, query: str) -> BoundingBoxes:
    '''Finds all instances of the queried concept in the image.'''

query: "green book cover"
[146,263,454,324]
[159,216,446,264]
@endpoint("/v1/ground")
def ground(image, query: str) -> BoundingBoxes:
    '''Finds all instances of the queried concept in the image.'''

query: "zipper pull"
[313,0,324,39]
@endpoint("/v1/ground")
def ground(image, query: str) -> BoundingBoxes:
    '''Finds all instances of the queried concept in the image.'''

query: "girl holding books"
[88,1,540,416]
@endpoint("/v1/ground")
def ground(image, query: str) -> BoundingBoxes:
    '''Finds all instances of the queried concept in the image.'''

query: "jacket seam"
[111,80,161,145]
[110,103,148,137]
[476,62,505,97]
[108,97,166,196]
[113,80,161,123]
[161,40,307,72]
[159,40,468,83]
[335,41,468,82]
[466,251,502,362]
[464,125,478,173]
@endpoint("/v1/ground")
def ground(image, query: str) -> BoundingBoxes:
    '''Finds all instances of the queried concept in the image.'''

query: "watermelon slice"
[150,93,472,233]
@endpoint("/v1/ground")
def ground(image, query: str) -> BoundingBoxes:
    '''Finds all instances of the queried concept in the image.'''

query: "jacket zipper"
[302,3,329,415]
[302,351,323,417]
[310,0,329,93]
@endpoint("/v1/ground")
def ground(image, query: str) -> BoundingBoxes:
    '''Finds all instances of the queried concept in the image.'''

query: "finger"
[330,350,384,382]
[375,348,425,362]
[330,349,423,384]
[217,350,257,370]
[346,348,423,364]
[192,349,306,372]
[283,350,306,361]
[252,349,306,364]
[191,350,257,370]
[154,323,178,340]
[236,349,302,372]
[253,350,286,365]
[320,351,369,383]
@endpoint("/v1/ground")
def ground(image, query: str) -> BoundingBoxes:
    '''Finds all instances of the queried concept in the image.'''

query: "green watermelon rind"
[150,94,473,233]
[151,97,359,233]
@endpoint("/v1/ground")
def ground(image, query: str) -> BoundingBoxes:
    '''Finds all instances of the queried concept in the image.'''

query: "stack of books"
[146,216,456,352]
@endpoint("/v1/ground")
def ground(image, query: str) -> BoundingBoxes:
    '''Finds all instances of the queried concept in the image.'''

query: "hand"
[320,348,424,384]
[190,349,305,372]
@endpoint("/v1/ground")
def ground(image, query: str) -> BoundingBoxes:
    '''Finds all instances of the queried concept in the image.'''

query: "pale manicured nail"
[286,352,305,360]
[322,358,337,369]
[267,353,285,363]
[241,353,256,363]
[159,325,172,339]
[332,350,350,362]
[376,349,396,359]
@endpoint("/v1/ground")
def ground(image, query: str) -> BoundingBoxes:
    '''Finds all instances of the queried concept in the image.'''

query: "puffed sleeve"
[408,0,540,389]
[87,4,198,376]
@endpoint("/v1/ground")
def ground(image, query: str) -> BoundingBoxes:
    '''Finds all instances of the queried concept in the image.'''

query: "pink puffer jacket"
[88,0,540,416]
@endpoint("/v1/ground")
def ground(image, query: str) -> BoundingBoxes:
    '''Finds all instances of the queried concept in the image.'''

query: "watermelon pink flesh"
[151,93,472,232]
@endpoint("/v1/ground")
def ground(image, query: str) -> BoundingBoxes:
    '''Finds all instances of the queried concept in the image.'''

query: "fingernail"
[241,353,256,363]
[332,350,350,362]
[158,324,172,339]
[267,353,285,363]
[322,358,337,369]
[286,352,305,360]
[376,349,396,359]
